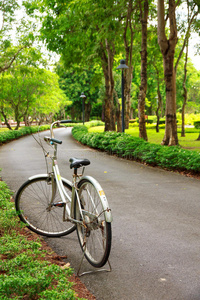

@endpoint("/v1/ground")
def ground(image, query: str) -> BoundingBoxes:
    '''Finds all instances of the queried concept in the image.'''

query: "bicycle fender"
[28,174,72,188]
[29,174,49,180]
[80,176,113,223]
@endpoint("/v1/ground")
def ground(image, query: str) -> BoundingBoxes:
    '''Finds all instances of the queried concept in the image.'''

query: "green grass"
[88,126,200,152]
[0,180,85,300]
[0,128,9,132]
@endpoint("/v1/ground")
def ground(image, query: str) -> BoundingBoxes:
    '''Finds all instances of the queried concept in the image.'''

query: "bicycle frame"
[30,120,112,227]
[15,119,113,275]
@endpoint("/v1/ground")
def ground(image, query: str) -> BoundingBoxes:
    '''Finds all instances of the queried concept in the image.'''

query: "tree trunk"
[181,43,188,137]
[156,89,162,133]
[100,39,116,132]
[15,121,20,130]
[157,0,178,146]
[85,102,91,122]
[114,89,122,132]
[138,0,148,141]
[162,58,178,145]
[1,108,12,130]
[123,0,134,129]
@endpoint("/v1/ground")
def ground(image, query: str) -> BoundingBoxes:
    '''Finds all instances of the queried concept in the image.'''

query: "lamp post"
[117,59,129,133]
[80,92,86,125]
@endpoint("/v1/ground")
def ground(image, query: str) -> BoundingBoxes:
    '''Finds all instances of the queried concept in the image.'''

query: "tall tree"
[138,0,149,141]
[28,0,124,131]
[175,0,200,136]
[0,47,66,129]
[56,64,101,121]
[148,28,165,132]
[157,0,178,145]
[123,0,135,129]
[0,0,34,73]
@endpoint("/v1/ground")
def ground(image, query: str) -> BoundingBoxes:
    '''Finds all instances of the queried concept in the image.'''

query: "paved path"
[1,127,200,300]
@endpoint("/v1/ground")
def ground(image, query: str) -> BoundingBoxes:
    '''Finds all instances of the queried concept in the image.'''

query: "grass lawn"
[0,128,9,132]
[88,126,200,152]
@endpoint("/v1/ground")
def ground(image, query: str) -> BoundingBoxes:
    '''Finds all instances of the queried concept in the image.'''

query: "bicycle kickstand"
[76,242,112,277]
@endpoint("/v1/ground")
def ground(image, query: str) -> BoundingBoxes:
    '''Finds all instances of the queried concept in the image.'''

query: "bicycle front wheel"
[15,176,76,237]
[75,178,112,268]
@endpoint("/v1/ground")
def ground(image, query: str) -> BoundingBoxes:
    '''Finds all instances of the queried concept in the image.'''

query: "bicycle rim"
[75,179,112,268]
[15,177,76,237]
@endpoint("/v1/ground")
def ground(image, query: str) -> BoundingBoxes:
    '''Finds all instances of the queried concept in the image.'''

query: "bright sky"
[188,33,200,71]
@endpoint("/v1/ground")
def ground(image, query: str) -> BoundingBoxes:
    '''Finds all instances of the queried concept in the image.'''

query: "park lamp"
[117,59,129,133]
[80,92,86,125]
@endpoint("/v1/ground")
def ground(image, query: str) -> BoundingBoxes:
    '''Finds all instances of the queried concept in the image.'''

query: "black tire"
[75,178,112,268]
[15,176,76,237]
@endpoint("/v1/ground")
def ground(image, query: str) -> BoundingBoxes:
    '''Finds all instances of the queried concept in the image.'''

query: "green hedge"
[0,125,51,144]
[194,121,200,129]
[72,125,200,173]
[0,121,104,145]
[0,181,80,299]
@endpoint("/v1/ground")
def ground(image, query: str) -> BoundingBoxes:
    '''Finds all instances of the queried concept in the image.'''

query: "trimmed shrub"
[129,119,137,124]
[194,121,200,129]
[72,125,200,173]
[159,118,165,124]
[0,126,50,144]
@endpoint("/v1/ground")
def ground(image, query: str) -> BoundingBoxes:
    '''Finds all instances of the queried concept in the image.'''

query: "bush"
[159,118,165,124]
[194,121,200,129]
[129,119,137,124]
[0,126,51,144]
[72,125,200,173]
[0,181,78,299]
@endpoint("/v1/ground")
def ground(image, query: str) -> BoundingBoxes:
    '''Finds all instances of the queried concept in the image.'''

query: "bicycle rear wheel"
[75,178,112,268]
[15,176,76,237]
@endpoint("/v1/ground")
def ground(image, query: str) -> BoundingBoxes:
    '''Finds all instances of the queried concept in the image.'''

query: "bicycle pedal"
[52,202,65,207]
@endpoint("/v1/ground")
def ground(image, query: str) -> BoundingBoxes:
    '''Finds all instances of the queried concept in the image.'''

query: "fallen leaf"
[61,263,70,269]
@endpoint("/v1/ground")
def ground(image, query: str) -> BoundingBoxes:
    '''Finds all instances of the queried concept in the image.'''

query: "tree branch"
[0,44,30,73]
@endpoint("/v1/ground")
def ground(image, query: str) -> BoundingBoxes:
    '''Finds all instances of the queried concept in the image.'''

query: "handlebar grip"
[60,120,73,124]
[51,138,62,144]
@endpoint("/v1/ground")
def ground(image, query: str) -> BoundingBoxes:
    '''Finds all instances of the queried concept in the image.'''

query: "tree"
[26,0,127,131]
[147,27,165,132]
[175,0,200,137]
[0,0,34,74]
[56,64,101,121]
[157,0,178,146]
[138,0,149,141]
[122,0,136,129]
[0,53,66,129]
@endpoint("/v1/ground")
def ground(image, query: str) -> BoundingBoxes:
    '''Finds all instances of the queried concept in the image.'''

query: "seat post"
[74,168,78,176]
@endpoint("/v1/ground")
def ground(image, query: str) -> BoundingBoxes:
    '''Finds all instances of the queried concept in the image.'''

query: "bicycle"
[15,120,112,271]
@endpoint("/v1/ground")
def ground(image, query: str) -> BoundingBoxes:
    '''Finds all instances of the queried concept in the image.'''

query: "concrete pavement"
[1,127,200,300]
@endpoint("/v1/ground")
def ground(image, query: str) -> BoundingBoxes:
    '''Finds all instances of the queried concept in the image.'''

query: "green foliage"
[0,1,36,74]
[0,121,103,145]
[194,121,200,129]
[0,181,83,300]
[0,181,18,235]
[72,125,200,173]
[57,64,102,120]
[0,59,67,127]
[159,118,165,124]
[0,125,50,144]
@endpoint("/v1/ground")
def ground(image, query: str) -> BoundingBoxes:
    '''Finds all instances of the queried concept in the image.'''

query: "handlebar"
[50,120,72,138]
[60,120,72,124]
[44,119,73,144]
[44,136,62,145]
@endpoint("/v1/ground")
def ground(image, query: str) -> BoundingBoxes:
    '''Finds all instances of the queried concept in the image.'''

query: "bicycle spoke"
[15,177,76,237]
[75,179,111,268]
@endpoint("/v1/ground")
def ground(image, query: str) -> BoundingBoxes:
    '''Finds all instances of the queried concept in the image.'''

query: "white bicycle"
[15,120,112,269]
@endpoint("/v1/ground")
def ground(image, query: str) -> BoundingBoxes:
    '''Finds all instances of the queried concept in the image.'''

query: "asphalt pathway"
[1,127,200,300]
